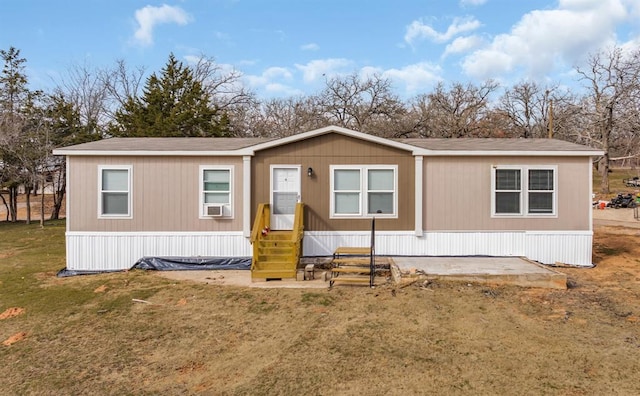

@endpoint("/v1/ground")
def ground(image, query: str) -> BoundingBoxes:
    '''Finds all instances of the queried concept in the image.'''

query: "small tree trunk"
[9,185,18,222]
[0,193,8,221]
[600,105,614,194]
[26,188,31,225]
[50,166,66,220]
[40,175,45,227]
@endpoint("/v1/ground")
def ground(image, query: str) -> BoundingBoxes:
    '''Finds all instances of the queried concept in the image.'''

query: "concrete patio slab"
[157,256,567,289]
[392,256,567,289]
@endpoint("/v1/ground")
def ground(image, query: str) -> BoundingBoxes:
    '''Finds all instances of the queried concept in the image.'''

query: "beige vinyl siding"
[252,133,415,232]
[68,156,244,232]
[424,156,591,231]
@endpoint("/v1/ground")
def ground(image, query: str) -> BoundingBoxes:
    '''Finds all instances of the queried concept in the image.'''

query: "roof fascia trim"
[51,149,253,156]
[415,149,604,157]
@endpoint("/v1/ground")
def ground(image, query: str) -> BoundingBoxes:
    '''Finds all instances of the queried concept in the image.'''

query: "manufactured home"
[53,126,602,275]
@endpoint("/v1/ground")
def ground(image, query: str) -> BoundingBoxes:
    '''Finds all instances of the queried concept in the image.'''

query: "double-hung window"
[98,165,132,218]
[492,166,556,216]
[494,168,521,214]
[200,166,233,217]
[331,165,397,218]
[528,169,554,214]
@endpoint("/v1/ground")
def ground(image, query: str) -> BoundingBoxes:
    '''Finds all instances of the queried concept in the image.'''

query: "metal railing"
[369,217,376,287]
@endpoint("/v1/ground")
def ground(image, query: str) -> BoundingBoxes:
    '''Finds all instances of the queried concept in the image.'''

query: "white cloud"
[405,16,481,45]
[443,35,484,57]
[132,5,192,46]
[245,67,293,88]
[294,58,354,83]
[462,0,629,80]
[264,83,304,97]
[263,67,294,80]
[381,62,443,95]
[301,43,319,51]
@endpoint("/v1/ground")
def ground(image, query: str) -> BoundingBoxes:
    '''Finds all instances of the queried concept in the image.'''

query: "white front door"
[270,165,301,230]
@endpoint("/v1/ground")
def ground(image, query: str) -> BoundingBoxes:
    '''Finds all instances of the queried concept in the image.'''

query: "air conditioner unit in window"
[206,204,224,217]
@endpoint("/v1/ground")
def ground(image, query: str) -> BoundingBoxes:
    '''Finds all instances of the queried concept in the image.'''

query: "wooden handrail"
[290,202,305,242]
[250,203,270,244]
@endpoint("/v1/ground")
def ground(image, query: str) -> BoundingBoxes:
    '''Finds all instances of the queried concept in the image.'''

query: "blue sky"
[2,0,639,99]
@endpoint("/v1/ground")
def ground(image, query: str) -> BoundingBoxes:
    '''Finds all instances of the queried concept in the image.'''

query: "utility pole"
[548,98,554,138]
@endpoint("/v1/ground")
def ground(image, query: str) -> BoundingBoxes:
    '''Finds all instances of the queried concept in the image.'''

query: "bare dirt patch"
[2,332,27,346]
[0,307,25,320]
[0,193,65,221]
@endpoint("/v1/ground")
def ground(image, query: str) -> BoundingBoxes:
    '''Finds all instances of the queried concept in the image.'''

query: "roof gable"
[248,125,420,154]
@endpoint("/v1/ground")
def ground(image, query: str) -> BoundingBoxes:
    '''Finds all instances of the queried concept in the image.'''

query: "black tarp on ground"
[57,256,252,277]
[133,256,252,271]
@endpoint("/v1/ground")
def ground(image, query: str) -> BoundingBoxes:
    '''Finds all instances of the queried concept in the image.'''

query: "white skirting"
[66,232,251,271]
[303,230,593,267]
[66,229,594,271]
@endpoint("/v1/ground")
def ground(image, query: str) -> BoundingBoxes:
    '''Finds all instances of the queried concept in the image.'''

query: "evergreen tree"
[110,54,230,137]
[0,47,32,222]
[46,93,101,219]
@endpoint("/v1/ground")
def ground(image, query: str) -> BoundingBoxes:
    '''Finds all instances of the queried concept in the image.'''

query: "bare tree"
[242,96,324,137]
[187,54,256,135]
[316,72,406,136]
[100,59,146,122]
[497,82,580,139]
[56,62,114,137]
[576,46,640,193]
[417,80,499,138]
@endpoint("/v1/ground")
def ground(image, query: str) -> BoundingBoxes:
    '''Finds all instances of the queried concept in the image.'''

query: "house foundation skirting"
[65,232,250,271]
[65,230,594,271]
[302,230,594,267]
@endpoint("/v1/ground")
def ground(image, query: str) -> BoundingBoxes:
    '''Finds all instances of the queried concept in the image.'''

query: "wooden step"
[332,258,371,265]
[258,254,293,261]
[253,260,295,269]
[334,247,371,256]
[331,267,371,274]
[258,240,295,247]
[251,268,297,279]
[330,276,373,286]
[263,231,293,241]
[258,246,292,254]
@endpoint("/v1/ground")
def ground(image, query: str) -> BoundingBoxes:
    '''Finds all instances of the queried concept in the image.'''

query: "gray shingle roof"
[396,138,598,152]
[53,131,601,157]
[56,137,272,152]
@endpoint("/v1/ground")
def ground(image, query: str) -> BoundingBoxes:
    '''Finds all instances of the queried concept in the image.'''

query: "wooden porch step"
[251,268,297,279]
[263,231,293,240]
[330,277,373,286]
[334,247,371,256]
[331,258,371,265]
[258,253,293,261]
[331,267,371,274]
[253,260,295,269]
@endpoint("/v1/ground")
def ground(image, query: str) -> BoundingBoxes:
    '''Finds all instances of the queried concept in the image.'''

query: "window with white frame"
[331,165,397,218]
[528,169,554,214]
[99,165,132,218]
[200,166,233,217]
[492,166,556,216]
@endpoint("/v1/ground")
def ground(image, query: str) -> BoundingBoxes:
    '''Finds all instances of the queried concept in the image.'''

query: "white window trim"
[98,165,133,219]
[330,165,398,219]
[491,165,558,218]
[199,165,234,219]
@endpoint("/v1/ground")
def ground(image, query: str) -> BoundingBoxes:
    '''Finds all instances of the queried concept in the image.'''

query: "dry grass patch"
[1,220,640,394]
